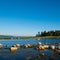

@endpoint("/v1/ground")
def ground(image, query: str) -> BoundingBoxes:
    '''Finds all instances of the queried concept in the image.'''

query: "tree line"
[36,30,60,37]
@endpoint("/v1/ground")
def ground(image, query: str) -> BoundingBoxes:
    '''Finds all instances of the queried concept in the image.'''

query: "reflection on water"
[0,48,60,60]
[31,49,60,60]
[0,38,60,60]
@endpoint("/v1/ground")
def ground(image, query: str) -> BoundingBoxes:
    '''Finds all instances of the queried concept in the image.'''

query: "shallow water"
[0,38,60,60]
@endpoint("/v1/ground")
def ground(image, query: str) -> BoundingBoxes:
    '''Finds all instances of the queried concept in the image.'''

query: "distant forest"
[36,30,60,37]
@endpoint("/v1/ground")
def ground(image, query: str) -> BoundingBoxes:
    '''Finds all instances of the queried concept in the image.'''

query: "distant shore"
[0,36,60,40]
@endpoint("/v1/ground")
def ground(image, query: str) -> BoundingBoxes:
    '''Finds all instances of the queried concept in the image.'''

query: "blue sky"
[0,0,60,36]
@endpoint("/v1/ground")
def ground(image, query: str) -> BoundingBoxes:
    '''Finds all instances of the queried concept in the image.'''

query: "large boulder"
[50,45,55,50]
[10,47,18,52]
[44,45,49,49]
[0,43,2,48]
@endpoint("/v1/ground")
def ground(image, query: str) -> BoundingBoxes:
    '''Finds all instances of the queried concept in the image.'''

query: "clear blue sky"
[0,0,60,36]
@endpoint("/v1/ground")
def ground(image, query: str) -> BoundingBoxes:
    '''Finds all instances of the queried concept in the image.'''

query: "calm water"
[0,38,60,60]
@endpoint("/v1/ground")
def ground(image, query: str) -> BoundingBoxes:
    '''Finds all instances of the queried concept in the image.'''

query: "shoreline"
[0,36,60,40]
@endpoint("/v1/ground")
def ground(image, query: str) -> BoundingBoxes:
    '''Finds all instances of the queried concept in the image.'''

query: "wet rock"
[44,45,49,49]
[0,43,2,48]
[50,45,55,50]
[10,47,18,52]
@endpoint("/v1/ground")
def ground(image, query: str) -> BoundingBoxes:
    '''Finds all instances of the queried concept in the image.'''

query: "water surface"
[0,38,60,60]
